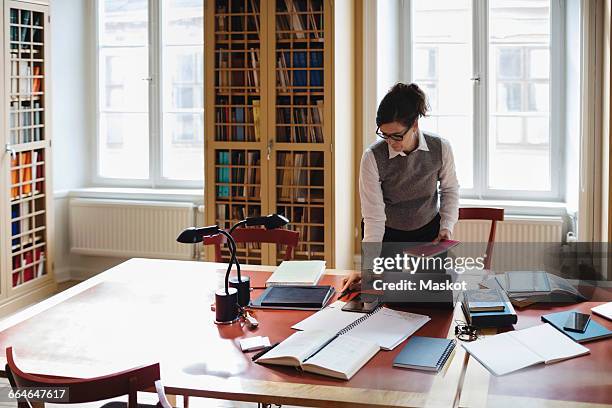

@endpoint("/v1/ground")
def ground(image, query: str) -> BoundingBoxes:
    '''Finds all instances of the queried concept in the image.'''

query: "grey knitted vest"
[370,132,443,231]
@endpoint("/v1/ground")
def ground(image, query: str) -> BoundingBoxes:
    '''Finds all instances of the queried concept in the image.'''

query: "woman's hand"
[340,271,362,293]
[433,228,452,243]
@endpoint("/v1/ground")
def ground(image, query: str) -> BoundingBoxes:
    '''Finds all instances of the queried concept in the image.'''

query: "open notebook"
[462,323,589,376]
[591,302,612,321]
[255,330,379,380]
[292,301,430,350]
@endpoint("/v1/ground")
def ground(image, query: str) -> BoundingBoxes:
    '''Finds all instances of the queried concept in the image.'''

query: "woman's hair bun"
[376,82,429,128]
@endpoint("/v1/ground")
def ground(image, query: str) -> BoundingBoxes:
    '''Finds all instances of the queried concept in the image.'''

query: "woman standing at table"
[341,82,459,291]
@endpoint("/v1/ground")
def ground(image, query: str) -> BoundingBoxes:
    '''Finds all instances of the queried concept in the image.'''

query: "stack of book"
[480,271,585,307]
[461,288,517,328]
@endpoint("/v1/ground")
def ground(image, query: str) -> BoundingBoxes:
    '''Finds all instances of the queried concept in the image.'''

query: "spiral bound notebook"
[292,302,431,350]
[257,305,430,379]
[393,337,457,372]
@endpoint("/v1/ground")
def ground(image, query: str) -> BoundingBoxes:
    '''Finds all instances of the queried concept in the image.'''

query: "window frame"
[403,0,565,202]
[93,0,204,189]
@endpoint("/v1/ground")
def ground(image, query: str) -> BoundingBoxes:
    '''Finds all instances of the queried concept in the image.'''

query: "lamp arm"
[228,220,248,279]
[227,231,241,280]
[229,220,247,235]
[219,230,241,288]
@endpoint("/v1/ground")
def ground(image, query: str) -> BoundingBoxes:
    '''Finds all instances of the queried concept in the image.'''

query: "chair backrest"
[232,227,299,261]
[5,347,161,408]
[202,233,226,263]
[458,207,504,270]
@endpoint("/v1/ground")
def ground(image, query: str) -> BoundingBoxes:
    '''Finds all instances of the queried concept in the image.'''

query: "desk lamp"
[176,225,241,324]
[227,214,290,307]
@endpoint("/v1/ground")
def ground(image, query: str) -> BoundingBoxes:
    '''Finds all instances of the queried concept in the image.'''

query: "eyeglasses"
[454,320,481,342]
[375,126,411,142]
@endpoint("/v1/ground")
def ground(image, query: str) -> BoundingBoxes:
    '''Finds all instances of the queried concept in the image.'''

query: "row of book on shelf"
[11,200,41,250]
[215,100,261,141]
[10,60,42,96]
[217,48,260,90]
[214,0,323,40]
[9,102,44,143]
[215,0,260,36]
[288,213,325,246]
[216,51,324,92]
[277,152,324,202]
[11,151,44,200]
[277,0,324,41]
[10,25,43,43]
[216,151,261,198]
[12,246,45,287]
[212,202,326,259]
[10,9,43,28]
[276,100,324,143]
[277,51,323,90]
[216,204,263,251]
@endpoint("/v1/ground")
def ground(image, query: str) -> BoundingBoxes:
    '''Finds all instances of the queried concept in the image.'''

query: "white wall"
[50,0,91,191]
[50,0,103,282]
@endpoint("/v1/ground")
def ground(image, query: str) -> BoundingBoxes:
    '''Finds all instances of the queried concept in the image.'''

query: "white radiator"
[453,216,564,271]
[69,198,196,259]
[353,216,566,271]
[453,216,564,243]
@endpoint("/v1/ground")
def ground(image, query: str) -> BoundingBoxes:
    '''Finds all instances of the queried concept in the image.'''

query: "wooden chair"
[202,232,225,262]
[5,347,173,408]
[204,228,300,263]
[458,207,504,270]
[232,227,299,262]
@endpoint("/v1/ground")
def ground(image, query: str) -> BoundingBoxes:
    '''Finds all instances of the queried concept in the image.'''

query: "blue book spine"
[235,108,244,141]
[310,51,322,87]
[300,52,307,87]
[217,152,230,197]
[292,52,307,87]
[11,205,20,247]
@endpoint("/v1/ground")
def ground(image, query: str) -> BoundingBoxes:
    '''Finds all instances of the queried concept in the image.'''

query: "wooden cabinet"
[204,0,353,267]
[0,0,55,315]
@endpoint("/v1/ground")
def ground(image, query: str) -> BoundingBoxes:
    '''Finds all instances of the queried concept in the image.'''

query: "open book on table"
[462,323,589,376]
[255,330,379,380]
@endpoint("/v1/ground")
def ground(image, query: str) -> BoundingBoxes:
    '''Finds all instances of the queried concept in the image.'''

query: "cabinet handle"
[5,145,16,160]
[267,140,273,161]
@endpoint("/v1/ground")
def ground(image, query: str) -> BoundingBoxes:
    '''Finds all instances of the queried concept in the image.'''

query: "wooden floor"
[0,281,303,408]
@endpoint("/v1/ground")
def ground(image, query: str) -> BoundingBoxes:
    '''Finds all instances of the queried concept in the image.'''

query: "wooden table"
[459,294,612,408]
[0,258,468,408]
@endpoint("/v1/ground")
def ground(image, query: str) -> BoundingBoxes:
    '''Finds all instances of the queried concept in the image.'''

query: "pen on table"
[302,334,339,363]
[251,342,279,361]
[339,287,357,299]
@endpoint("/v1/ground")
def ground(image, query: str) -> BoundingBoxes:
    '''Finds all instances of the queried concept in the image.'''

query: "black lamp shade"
[245,214,289,229]
[176,225,220,243]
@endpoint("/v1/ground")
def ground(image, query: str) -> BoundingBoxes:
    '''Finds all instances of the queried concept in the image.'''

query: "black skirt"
[361,213,441,243]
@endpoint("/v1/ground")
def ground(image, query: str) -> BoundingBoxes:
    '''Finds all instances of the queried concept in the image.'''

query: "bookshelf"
[205,0,354,267]
[0,0,55,314]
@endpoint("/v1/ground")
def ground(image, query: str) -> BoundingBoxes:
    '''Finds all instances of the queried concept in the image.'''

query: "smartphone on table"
[563,312,591,333]
[341,294,380,313]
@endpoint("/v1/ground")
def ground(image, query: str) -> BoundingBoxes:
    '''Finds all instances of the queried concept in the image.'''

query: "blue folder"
[541,310,612,343]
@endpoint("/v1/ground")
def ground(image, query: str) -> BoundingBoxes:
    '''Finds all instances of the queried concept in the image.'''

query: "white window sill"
[459,198,570,218]
[54,189,570,218]
[54,187,204,204]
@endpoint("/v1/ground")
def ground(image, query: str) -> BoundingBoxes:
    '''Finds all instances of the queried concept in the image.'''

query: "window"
[96,0,204,186]
[410,0,561,199]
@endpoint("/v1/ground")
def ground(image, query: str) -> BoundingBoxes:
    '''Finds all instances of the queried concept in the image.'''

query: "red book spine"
[23,251,34,282]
